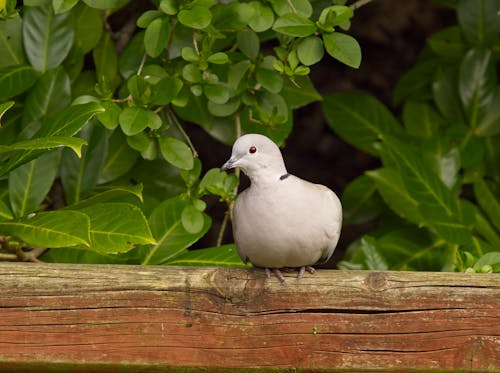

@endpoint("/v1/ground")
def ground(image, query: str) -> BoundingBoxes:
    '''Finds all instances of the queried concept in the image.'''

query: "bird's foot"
[297,266,316,279]
[265,268,286,283]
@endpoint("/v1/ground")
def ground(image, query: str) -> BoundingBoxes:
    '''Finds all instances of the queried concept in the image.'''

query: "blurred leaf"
[204,84,230,104]
[142,196,211,264]
[256,68,283,94]
[0,64,38,100]
[82,0,130,9]
[338,236,388,270]
[402,101,446,138]
[80,202,155,253]
[22,66,71,127]
[394,59,438,105]
[427,26,465,58]
[476,88,500,136]
[158,136,194,170]
[9,151,60,217]
[144,17,171,58]
[60,123,108,205]
[237,30,259,60]
[0,200,13,222]
[457,0,499,46]
[0,210,90,248]
[341,174,383,225]
[432,67,465,124]
[119,32,145,79]
[93,32,119,89]
[22,5,74,72]
[0,16,25,68]
[281,75,321,109]
[165,243,247,266]
[474,178,500,232]
[74,4,103,53]
[181,204,205,233]
[474,252,500,273]
[271,0,312,17]
[475,209,500,248]
[0,101,14,124]
[208,97,241,117]
[272,13,315,37]
[297,36,324,66]
[178,6,212,29]
[52,0,78,13]
[323,92,400,155]
[323,32,361,68]
[458,48,496,127]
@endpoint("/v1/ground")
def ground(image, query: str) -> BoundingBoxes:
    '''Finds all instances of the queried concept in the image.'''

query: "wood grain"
[0,263,499,371]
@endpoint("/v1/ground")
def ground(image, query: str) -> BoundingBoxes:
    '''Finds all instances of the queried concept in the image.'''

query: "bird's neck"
[247,167,288,189]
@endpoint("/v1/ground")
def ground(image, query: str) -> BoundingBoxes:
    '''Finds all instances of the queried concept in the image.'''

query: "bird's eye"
[249,146,257,154]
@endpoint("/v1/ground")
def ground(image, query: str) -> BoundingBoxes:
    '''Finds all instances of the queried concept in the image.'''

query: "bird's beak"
[221,157,237,171]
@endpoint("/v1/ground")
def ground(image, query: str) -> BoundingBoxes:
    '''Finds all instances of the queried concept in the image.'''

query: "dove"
[221,134,342,282]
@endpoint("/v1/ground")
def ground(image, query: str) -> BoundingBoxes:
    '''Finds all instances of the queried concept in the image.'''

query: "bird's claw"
[265,268,286,283]
[297,266,316,279]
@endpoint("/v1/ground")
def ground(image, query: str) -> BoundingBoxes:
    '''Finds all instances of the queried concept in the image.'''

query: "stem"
[287,0,297,13]
[167,107,199,157]
[0,253,17,261]
[137,53,147,76]
[350,0,373,10]
[216,210,229,247]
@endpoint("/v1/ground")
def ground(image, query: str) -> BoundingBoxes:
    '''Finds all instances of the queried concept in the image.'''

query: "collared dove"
[222,134,342,282]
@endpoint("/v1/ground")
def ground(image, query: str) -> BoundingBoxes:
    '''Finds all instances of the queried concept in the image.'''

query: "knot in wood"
[210,268,265,304]
[365,271,387,291]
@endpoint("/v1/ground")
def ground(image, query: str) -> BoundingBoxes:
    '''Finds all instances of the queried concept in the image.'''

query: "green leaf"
[144,17,171,58]
[52,0,79,13]
[323,32,361,68]
[204,84,230,104]
[458,48,496,127]
[0,210,90,248]
[272,13,316,37]
[181,204,205,233]
[207,52,229,65]
[341,174,383,225]
[402,101,445,138]
[426,26,465,58]
[270,0,312,17]
[256,68,283,94]
[318,5,353,30]
[366,168,422,224]
[338,236,388,271]
[158,136,194,170]
[297,36,324,66]
[237,30,259,60]
[119,107,149,136]
[432,67,465,124]
[0,101,14,124]
[82,0,130,9]
[474,252,500,273]
[137,10,164,28]
[281,75,321,109]
[0,16,25,68]
[96,101,121,130]
[394,59,438,105]
[457,0,499,46]
[0,200,13,222]
[0,64,38,100]
[160,0,177,15]
[178,6,212,29]
[248,2,274,32]
[74,4,103,53]
[93,32,119,90]
[151,76,183,105]
[80,202,155,253]
[182,63,202,83]
[119,32,145,79]
[9,151,60,217]
[476,88,500,137]
[165,243,247,266]
[67,184,143,210]
[207,97,241,117]
[0,136,86,157]
[142,196,211,264]
[60,123,108,205]
[323,92,400,155]
[22,66,71,127]
[22,5,74,72]
[474,178,500,232]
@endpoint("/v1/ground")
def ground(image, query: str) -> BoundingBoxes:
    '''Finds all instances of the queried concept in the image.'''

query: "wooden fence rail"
[0,263,499,372]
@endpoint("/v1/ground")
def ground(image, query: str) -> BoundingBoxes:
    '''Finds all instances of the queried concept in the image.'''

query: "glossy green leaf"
[93,32,119,89]
[323,32,361,68]
[118,32,145,79]
[0,209,90,248]
[74,4,103,53]
[60,123,108,205]
[137,10,164,28]
[23,6,74,72]
[207,52,229,65]
[0,64,38,100]
[476,88,500,137]
[160,0,177,15]
[165,243,246,266]
[119,107,149,136]
[0,200,13,222]
[297,36,324,66]
[142,196,211,264]
[96,101,121,130]
[67,184,143,210]
[144,17,170,58]
[100,128,139,180]
[323,92,400,155]
[273,13,315,37]
[178,6,212,29]
[338,236,388,271]
[432,67,465,124]
[341,174,383,226]
[22,66,71,127]
[474,178,500,232]
[0,101,14,124]
[204,84,230,104]
[211,2,253,31]
[52,0,78,13]
[318,5,353,30]
[256,68,283,94]
[0,16,25,67]
[0,136,86,157]
[151,76,183,105]
[248,2,274,32]
[271,0,312,17]
[457,0,499,46]
[237,30,259,60]
[182,63,202,83]
[159,136,194,170]
[458,48,496,127]
[80,202,155,253]
[9,151,60,217]
[402,101,445,138]
[181,204,205,233]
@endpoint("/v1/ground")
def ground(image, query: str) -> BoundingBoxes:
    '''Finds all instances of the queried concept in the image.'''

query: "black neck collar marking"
[279,173,290,180]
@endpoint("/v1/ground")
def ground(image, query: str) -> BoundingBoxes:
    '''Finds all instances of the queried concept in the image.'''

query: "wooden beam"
[0,263,499,372]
